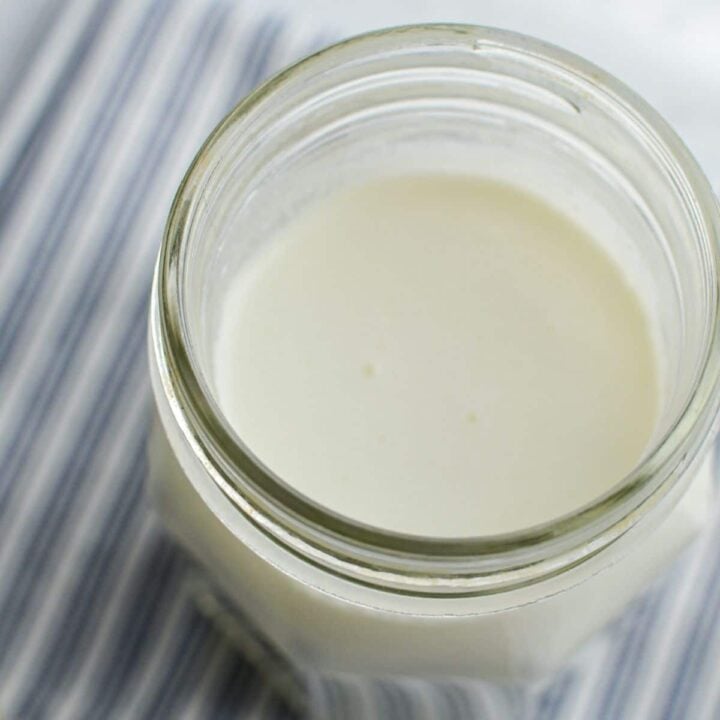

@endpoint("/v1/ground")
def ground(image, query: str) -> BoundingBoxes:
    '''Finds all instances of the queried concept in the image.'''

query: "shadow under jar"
[147,24,720,712]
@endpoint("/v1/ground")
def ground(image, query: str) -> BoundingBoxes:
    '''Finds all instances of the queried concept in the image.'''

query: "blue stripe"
[148,629,229,720]
[0,0,167,376]
[136,603,218,719]
[0,0,184,514]
[327,679,356,720]
[0,0,76,121]
[538,669,576,720]
[534,673,567,720]
[14,418,150,718]
[208,648,267,719]
[0,5,339,719]
[582,456,720,720]
[0,0,229,669]
[374,681,398,720]
[0,0,117,248]
[224,15,285,108]
[0,306,148,670]
[1,9,235,716]
[76,537,187,720]
[440,684,475,720]
[343,679,365,720]
[711,693,720,720]
[657,525,720,720]
[596,589,669,718]
[380,680,416,720]
[455,683,493,720]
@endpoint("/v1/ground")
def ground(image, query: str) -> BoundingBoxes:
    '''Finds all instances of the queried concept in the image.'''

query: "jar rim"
[153,24,720,594]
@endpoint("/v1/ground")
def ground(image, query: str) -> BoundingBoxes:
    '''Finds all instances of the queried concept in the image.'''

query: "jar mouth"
[154,24,720,592]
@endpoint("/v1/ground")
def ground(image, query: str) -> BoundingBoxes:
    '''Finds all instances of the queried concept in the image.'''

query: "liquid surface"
[214,176,658,537]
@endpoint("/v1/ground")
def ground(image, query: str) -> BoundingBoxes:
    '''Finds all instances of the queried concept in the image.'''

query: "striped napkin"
[1,1,719,718]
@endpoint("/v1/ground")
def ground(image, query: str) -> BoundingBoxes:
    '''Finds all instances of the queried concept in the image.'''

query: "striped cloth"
[0,1,719,717]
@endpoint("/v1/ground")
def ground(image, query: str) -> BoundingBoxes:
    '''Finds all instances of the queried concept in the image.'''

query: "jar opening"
[155,25,720,593]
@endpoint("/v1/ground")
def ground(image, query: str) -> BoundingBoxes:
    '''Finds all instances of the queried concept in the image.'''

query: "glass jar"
[147,24,720,716]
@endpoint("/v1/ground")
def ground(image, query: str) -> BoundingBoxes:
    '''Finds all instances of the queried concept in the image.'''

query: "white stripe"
[0,0,146,290]
[49,515,167,720]
[0,0,180,426]
[1,2,310,719]
[637,518,720,719]
[625,533,714,719]
[0,265,150,578]
[0,0,103,168]
[656,527,720,719]
[2,369,150,712]
[554,634,614,719]
[0,0,222,560]
[695,644,720,720]
[176,641,239,720]
[111,579,197,719]
[688,566,720,719]
[415,682,447,720]
[0,31,231,700]
[460,680,507,720]
[0,4,313,718]
[0,0,248,704]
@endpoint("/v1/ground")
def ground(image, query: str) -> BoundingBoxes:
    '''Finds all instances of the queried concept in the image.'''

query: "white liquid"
[150,174,713,686]
[214,176,658,537]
